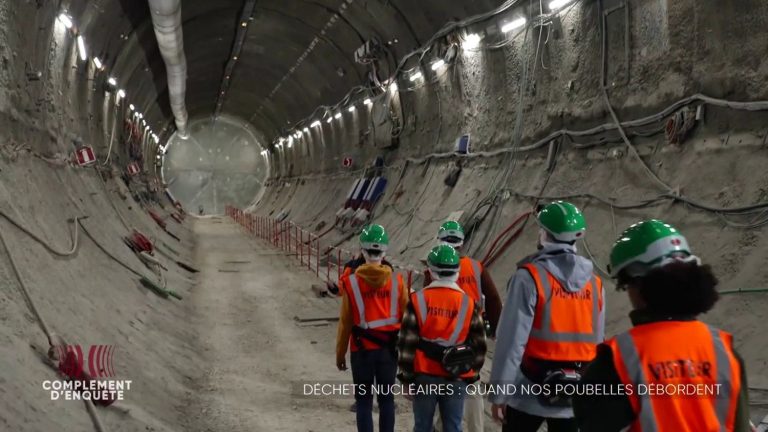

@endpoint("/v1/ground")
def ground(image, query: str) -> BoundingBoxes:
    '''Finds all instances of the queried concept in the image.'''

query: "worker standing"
[426,220,502,432]
[573,219,751,431]
[489,201,604,432]
[398,244,487,432]
[336,224,407,432]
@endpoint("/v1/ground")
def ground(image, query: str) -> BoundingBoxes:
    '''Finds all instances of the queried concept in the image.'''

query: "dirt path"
[180,217,412,431]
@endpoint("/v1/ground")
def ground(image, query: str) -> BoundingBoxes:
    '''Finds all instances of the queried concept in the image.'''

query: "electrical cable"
[0,210,80,257]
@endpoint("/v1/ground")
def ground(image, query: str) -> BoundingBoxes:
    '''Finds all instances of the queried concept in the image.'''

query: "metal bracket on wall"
[601,0,631,86]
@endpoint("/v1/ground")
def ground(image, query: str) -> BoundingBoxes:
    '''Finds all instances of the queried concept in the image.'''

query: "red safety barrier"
[225,206,422,288]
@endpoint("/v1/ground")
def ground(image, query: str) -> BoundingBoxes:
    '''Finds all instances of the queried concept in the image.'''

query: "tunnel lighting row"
[58,12,163,149]
[268,0,575,152]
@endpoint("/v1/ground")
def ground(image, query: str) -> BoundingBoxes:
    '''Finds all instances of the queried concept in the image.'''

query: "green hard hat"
[427,244,460,272]
[609,220,694,278]
[359,224,389,251]
[437,220,465,245]
[537,201,586,242]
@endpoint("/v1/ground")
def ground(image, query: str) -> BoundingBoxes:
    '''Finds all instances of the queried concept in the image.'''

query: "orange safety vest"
[342,273,404,351]
[606,321,741,432]
[411,285,475,378]
[456,257,483,308]
[522,263,603,362]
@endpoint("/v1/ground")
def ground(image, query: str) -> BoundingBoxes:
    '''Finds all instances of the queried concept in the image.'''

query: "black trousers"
[502,406,578,432]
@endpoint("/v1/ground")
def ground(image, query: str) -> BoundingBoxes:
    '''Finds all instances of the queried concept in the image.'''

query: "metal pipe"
[148,0,189,138]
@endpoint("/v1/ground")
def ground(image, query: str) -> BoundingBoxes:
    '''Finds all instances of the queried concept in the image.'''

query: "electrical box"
[455,134,471,154]
[354,38,383,64]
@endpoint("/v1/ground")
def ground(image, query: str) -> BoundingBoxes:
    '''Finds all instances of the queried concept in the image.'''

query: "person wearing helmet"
[427,220,502,432]
[489,201,605,432]
[573,220,751,431]
[336,224,408,432]
[397,244,488,432]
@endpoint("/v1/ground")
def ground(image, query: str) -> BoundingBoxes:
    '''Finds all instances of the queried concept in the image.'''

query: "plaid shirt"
[396,292,487,383]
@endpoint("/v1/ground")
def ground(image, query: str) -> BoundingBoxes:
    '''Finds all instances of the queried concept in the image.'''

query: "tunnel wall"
[0,1,202,430]
[252,0,768,398]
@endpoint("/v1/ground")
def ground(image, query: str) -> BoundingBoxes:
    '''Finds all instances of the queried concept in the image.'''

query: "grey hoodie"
[487,243,605,418]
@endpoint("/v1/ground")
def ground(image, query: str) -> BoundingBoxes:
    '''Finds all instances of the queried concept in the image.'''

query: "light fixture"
[334,112,342,120]
[364,98,372,106]
[58,14,73,29]
[303,127,309,133]
[326,117,333,124]
[348,106,356,113]
[138,113,143,119]
[141,119,146,126]
[409,71,423,82]
[501,17,527,33]
[431,59,446,70]
[311,120,321,128]
[287,137,293,148]
[76,36,87,61]
[241,21,247,27]
[294,131,301,139]
[107,77,117,86]
[549,0,574,10]
[463,33,482,50]
[389,81,398,92]
[93,57,103,70]
[233,56,238,60]
[129,104,135,111]
[117,89,126,99]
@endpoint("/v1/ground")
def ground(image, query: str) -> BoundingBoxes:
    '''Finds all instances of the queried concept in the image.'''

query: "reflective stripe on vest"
[349,275,399,329]
[469,258,482,302]
[528,263,600,343]
[414,288,471,346]
[614,326,735,431]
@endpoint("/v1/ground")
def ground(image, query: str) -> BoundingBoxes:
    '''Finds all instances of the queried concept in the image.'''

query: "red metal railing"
[225,205,420,288]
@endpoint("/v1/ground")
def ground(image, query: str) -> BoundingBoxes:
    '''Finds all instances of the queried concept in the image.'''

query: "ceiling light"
[311,120,321,128]
[463,33,482,50]
[58,14,73,29]
[364,98,372,105]
[326,117,333,124]
[409,71,423,82]
[549,0,574,10]
[138,113,143,119]
[76,36,87,61]
[389,81,398,92]
[348,106,356,113]
[334,112,342,120]
[303,127,309,133]
[129,104,135,111]
[107,77,117,86]
[93,57,103,70]
[294,132,301,139]
[241,22,247,27]
[431,59,445,70]
[501,17,527,33]
[117,89,126,99]
[233,56,238,60]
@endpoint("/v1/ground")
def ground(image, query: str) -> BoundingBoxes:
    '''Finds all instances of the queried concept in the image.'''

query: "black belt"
[351,326,398,352]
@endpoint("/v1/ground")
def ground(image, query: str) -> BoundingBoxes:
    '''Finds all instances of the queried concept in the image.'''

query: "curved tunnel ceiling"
[111,0,508,141]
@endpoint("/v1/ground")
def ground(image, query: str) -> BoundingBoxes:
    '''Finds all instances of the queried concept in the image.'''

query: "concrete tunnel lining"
[1,0,768,430]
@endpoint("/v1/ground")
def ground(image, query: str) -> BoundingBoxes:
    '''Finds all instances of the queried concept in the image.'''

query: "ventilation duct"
[148,0,189,138]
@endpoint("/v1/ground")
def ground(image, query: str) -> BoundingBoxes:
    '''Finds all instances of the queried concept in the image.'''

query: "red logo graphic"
[342,157,353,167]
[671,238,682,246]
[57,345,117,379]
